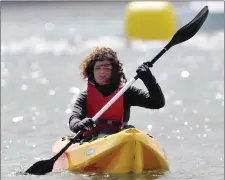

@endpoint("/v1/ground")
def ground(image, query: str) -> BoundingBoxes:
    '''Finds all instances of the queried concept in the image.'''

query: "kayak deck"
[52,128,169,174]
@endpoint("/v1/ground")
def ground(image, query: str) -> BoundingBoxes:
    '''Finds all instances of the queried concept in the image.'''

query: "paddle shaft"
[92,48,168,122]
[52,130,83,162]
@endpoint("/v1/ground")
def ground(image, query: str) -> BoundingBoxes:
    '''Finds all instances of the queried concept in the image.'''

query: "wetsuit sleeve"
[69,91,87,133]
[127,82,165,109]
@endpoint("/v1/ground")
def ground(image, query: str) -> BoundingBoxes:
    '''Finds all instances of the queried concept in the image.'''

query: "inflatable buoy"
[124,2,176,41]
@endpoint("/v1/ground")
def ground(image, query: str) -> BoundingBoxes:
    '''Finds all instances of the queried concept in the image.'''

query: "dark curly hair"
[80,47,127,87]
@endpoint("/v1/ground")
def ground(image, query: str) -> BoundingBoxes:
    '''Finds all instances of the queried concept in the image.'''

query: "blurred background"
[1,1,224,180]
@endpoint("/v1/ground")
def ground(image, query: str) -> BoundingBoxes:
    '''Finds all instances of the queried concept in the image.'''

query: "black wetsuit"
[69,76,165,133]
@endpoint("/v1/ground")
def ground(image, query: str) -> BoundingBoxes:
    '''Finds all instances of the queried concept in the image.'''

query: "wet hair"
[80,47,127,86]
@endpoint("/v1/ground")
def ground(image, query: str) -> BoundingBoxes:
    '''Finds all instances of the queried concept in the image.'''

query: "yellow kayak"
[52,128,169,174]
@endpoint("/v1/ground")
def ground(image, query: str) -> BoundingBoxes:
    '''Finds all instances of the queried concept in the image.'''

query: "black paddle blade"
[25,131,83,175]
[25,159,54,175]
[166,5,209,49]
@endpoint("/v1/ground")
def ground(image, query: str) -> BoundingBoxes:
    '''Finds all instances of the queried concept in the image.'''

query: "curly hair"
[80,47,127,86]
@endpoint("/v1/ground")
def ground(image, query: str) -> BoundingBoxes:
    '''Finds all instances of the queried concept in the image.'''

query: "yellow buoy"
[124,1,176,41]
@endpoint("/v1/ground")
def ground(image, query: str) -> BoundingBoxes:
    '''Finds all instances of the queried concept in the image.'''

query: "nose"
[99,68,108,74]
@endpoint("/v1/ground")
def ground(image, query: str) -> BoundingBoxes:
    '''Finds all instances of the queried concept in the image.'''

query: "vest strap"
[96,119,127,126]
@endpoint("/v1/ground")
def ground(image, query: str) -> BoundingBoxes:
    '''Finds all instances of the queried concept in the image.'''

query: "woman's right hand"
[76,118,95,131]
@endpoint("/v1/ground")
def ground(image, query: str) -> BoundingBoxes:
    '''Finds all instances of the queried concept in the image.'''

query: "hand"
[77,118,95,131]
[136,63,153,80]
[123,125,135,129]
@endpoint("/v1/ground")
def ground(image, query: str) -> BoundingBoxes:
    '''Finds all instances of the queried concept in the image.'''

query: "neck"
[91,80,118,97]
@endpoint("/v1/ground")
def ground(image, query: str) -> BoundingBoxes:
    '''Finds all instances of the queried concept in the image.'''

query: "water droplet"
[193,110,198,114]
[181,70,190,78]
[147,125,152,130]
[215,93,223,100]
[32,144,37,148]
[169,114,173,118]
[204,117,210,122]
[173,100,183,105]
[184,121,188,125]
[69,87,80,94]
[172,130,180,134]
[71,95,78,104]
[34,112,40,116]
[34,157,41,161]
[12,116,24,123]
[31,71,40,79]
[39,77,49,85]
[21,84,28,91]
[45,22,55,32]
[49,89,56,96]
[30,106,37,111]
[65,108,72,114]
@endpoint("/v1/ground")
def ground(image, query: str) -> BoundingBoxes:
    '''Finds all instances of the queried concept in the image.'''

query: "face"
[93,60,113,85]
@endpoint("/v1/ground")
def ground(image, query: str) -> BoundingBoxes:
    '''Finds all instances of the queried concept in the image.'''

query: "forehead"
[94,60,111,66]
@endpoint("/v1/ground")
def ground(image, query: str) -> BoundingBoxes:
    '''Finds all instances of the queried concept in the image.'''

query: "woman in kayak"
[69,47,165,138]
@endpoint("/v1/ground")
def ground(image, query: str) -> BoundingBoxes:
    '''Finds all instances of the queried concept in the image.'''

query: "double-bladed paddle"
[25,5,209,175]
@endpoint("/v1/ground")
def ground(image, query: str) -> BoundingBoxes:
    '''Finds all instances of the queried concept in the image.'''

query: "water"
[1,2,224,180]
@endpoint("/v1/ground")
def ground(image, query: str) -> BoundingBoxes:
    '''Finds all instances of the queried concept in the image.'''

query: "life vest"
[83,81,124,137]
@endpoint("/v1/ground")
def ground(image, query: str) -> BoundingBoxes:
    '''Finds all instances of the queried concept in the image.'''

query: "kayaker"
[69,47,165,139]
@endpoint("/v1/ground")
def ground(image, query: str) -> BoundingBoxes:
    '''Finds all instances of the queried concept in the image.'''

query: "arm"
[69,91,87,133]
[127,82,165,109]
[127,65,165,109]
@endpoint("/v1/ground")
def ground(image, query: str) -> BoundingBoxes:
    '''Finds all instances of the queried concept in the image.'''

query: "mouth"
[98,76,110,84]
[99,76,107,80]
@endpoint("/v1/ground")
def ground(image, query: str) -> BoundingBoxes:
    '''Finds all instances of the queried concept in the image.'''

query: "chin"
[98,83,108,86]
[97,81,109,85]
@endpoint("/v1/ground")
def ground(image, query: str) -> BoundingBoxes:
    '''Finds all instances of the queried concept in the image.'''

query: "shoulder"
[76,90,87,101]
[79,90,87,96]
[125,86,141,95]
[127,85,141,92]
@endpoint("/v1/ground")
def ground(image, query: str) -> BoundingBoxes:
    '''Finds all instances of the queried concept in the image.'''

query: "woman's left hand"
[136,63,153,80]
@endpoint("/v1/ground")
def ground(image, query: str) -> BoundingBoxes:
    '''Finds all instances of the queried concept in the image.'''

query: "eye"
[94,67,100,70]
[104,65,112,70]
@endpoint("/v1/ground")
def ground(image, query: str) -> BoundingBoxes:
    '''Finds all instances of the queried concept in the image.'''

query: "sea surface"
[1,2,224,180]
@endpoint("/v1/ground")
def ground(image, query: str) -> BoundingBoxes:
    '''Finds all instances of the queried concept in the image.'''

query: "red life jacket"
[83,81,124,137]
